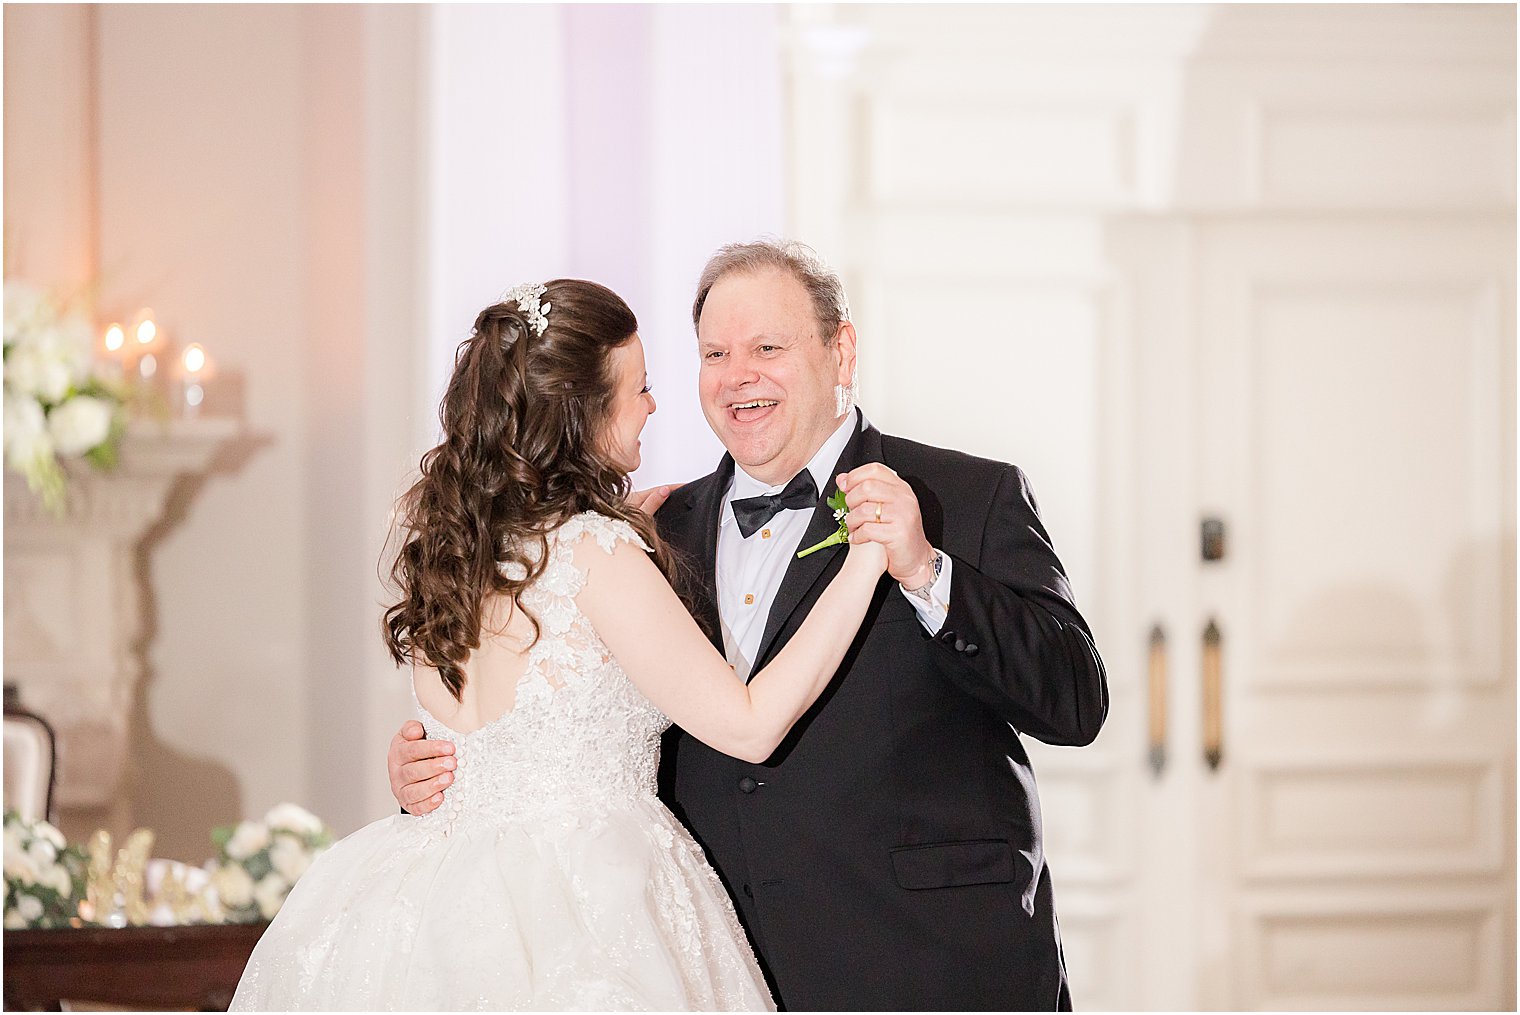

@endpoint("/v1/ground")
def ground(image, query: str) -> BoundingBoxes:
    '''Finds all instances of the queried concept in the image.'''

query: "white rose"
[26,837,56,868]
[16,893,43,921]
[36,822,66,851]
[225,820,270,862]
[46,394,113,457]
[3,392,53,471]
[3,296,90,401]
[263,803,324,838]
[211,863,254,909]
[5,342,74,403]
[4,836,38,885]
[268,834,312,882]
[3,909,25,929]
[45,863,72,897]
[253,873,288,920]
[3,281,49,348]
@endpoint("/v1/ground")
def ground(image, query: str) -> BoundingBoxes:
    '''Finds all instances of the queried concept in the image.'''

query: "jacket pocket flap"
[890,839,1015,890]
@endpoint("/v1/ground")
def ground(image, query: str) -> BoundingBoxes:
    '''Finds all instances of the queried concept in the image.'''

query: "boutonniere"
[796,489,849,559]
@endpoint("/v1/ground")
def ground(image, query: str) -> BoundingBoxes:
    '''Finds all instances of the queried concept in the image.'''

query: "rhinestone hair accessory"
[503,282,552,336]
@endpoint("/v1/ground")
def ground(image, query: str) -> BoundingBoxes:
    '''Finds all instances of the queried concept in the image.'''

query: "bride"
[229,280,886,1011]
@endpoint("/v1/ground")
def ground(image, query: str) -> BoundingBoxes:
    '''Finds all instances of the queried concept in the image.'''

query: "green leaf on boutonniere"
[796,488,850,558]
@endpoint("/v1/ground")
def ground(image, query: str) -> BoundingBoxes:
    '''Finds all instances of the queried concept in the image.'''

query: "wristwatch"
[902,548,943,604]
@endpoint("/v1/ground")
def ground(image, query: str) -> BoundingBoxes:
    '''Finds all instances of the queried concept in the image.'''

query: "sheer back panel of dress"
[410,513,639,735]
[410,594,541,736]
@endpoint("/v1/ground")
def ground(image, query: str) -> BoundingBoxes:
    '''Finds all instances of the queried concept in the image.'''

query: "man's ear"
[833,321,859,385]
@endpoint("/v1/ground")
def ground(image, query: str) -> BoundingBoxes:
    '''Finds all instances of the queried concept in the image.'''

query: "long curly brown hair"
[382,280,674,700]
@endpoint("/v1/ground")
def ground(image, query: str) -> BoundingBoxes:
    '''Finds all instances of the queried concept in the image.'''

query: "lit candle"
[180,343,209,417]
[99,323,127,378]
[127,308,161,382]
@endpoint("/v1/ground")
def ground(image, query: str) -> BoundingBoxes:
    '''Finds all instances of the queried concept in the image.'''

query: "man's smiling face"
[696,267,856,487]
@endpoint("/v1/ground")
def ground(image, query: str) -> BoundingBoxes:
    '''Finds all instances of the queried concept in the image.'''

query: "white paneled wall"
[424,5,785,490]
[786,5,1514,1009]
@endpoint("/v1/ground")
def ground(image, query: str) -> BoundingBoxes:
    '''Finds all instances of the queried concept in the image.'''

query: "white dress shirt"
[716,412,952,682]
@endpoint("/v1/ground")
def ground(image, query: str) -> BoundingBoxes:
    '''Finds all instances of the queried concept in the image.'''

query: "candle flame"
[104,324,125,352]
[183,344,207,374]
[136,319,157,345]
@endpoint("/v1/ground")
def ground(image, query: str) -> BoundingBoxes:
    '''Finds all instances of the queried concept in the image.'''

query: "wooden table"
[3,922,267,1011]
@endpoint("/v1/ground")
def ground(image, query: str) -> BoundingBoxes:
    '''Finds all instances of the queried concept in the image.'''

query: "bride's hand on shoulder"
[627,483,678,516]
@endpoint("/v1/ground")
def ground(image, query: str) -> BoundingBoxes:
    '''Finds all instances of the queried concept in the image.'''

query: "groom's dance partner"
[390,240,1108,1010]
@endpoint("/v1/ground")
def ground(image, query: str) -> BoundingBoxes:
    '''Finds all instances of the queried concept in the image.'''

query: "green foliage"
[797,488,851,559]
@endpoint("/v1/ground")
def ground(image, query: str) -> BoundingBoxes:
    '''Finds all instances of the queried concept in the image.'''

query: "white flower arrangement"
[3,279,126,512]
[208,803,332,923]
[3,809,85,929]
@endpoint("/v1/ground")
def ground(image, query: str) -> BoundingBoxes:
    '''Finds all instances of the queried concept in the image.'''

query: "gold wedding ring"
[874,502,883,523]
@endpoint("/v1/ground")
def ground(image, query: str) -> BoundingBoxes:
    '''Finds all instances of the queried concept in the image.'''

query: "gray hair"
[691,239,851,343]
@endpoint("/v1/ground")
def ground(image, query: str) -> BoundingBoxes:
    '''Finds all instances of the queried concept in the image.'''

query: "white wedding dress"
[231,513,774,1011]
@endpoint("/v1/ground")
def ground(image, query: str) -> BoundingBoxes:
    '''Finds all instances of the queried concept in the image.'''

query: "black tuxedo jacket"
[654,416,1107,1011]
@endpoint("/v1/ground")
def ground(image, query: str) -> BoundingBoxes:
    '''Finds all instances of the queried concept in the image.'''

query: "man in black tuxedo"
[389,241,1106,1010]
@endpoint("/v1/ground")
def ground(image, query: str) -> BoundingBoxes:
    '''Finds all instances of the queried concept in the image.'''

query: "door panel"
[1196,218,1515,1010]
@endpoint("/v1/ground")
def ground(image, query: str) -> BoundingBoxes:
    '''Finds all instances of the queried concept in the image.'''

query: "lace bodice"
[412,512,670,836]
[234,516,774,1012]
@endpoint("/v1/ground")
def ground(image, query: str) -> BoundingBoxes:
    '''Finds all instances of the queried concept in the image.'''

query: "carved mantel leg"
[3,419,253,836]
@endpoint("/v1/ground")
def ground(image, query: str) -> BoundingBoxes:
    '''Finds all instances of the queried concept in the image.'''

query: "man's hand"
[628,484,676,516]
[838,464,935,585]
[388,720,455,815]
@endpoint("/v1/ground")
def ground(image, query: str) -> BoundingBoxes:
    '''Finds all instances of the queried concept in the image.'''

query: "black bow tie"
[731,470,819,539]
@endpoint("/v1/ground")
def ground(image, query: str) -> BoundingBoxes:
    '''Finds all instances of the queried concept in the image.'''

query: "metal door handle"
[1203,618,1223,771]
[1148,624,1166,776]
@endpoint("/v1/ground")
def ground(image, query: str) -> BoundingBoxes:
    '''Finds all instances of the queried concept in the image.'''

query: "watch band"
[902,549,943,602]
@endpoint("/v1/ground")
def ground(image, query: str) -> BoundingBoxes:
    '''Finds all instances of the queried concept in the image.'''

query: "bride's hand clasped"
[842,529,889,577]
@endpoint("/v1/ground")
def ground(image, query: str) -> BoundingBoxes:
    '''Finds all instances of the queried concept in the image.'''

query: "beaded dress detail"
[231,513,773,1011]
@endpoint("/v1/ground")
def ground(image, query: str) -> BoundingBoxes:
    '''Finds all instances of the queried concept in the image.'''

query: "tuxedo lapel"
[753,415,885,671]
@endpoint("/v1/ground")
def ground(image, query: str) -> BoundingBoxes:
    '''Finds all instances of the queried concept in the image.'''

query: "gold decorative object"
[80,827,157,926]
[152,860,213,925]
[82,829,115,925]
[117,827,155,925]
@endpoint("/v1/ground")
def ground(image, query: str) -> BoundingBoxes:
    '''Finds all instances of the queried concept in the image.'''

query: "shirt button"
[761,529,771,539]
[738,777,758,794]
[743,593,755,605]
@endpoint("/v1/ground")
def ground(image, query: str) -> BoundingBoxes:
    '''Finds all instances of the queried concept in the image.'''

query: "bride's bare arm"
[574,536,887,763]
